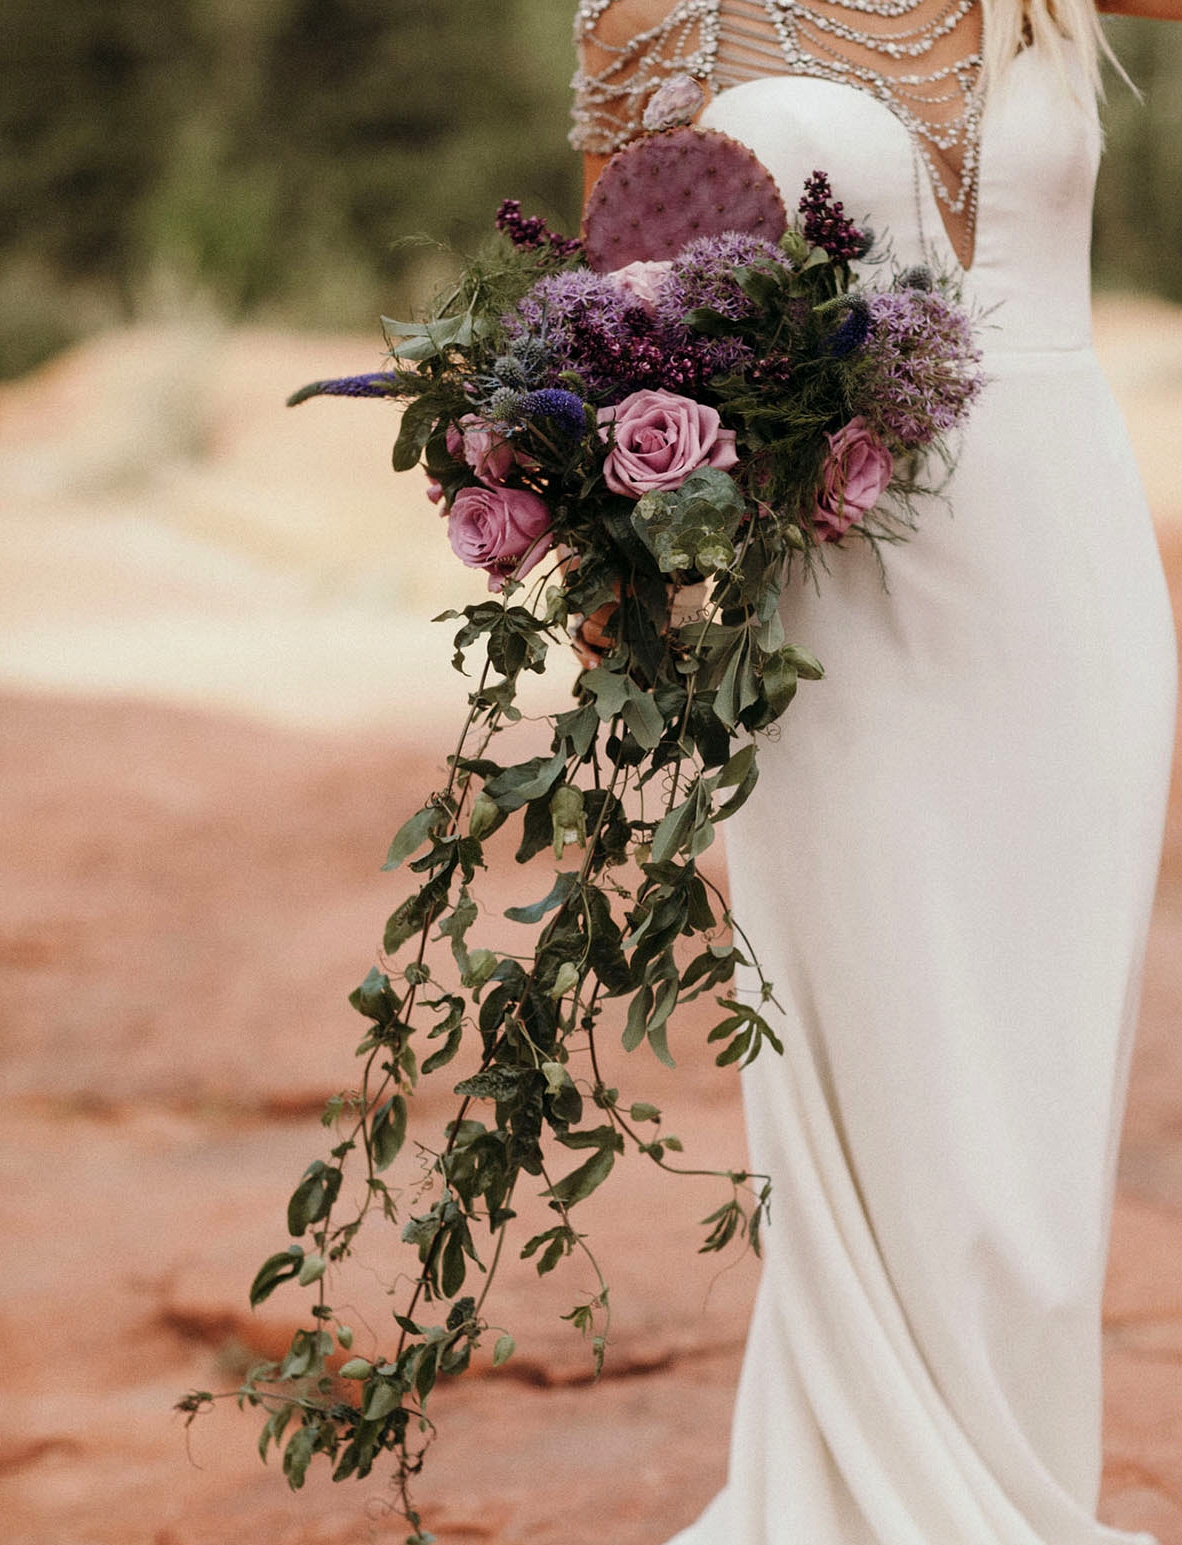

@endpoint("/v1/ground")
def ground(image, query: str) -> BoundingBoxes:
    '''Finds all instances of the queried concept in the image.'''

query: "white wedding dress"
[573,6,1178,1543]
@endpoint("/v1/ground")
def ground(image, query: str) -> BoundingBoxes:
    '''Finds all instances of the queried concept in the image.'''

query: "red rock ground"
[1,324,1180,1544]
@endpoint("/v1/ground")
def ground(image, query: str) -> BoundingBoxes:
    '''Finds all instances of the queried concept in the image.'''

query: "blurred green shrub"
[0,1,1178,379]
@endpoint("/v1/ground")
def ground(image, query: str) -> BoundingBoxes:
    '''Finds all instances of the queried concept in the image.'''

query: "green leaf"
[249,1246,304,1308]
[620,679,665,751]
[505,870,578,925]
[371,1095,408,1172]
[650,789,700,865]
[287,1162,343,1237]
[623,984,653,1053]
[521,1225,577,1275]
[363,1380,402,1422]
[383,804,448,871]
[484,749,567,812]
[549,961,580,999]
[349,967,400,1026]
[392,396,438,473]
[492,1333,516,1368]
[421,1023,463,1076]
[544,1145,617,1208]
[581,666,630,720]
[282,1422,317,1490]
[781,644,824,681]
[629,1102,661,1123]
[441,1230,467,1297]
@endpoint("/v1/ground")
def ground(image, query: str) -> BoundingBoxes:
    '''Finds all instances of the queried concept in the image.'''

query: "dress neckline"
[572,0,990,269]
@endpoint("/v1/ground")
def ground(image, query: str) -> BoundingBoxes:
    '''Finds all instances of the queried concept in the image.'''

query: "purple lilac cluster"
[863,289,985,446]
[495,199,583,260]
[799,171,867,263]
[505,269,733,399]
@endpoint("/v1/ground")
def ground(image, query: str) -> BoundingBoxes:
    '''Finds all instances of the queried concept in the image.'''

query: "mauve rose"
[597,389,738,497]
[813,417,893,542]
[607,259,672,315]
[455,413,520,485]
[447,484,553,591]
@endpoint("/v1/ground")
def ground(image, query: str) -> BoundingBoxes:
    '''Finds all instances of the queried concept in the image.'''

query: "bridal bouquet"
[179,79,983,1542]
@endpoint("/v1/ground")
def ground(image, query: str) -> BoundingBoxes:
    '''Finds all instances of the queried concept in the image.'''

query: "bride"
[571,2,1179,1543]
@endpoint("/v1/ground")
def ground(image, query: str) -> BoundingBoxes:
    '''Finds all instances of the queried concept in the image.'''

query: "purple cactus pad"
[582,127,788,273]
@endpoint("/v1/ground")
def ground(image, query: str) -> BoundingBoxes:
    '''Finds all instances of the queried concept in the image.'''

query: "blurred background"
[1,4,1181,378]
[2,7,1182,1545]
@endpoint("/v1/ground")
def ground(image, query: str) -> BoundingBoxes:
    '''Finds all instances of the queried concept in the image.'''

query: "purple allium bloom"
[799,171,868,262]
[828,297,872,359]
[658,233,787,324]
[863,289,985,447]
[655,233,787,378]
[506,268,755,398]
[507,270,655,397]
[495,199,583,260]
[520,388,587,438]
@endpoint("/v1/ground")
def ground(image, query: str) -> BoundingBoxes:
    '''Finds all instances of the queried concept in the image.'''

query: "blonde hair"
[981,0,1116,96]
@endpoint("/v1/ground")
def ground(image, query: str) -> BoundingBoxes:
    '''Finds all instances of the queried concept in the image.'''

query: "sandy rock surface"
[1,309,1181,1545]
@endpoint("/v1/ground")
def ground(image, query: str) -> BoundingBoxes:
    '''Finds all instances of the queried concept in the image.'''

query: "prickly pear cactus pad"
[582,126,788,273]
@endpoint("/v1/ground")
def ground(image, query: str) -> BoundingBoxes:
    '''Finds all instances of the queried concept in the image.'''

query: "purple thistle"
[495,198,583,260]
[520,388,587,438]
[798,171,868,263]
[862,288,985,447]
[828,297,872,359]
[286,372,402,406]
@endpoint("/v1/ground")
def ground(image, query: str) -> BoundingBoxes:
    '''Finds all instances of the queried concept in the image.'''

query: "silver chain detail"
[571,0,984,262]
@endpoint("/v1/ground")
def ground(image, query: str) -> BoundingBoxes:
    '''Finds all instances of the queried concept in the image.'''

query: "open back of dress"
[572,5,1178,1543]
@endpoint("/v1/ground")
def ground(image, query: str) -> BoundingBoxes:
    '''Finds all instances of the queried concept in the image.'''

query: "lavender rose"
[813,417,894,542]
[597,389,738,497]
[447,484,553,591]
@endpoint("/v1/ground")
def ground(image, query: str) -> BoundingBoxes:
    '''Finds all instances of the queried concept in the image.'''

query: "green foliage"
[179,470,798,1537]
[0,0,581,376]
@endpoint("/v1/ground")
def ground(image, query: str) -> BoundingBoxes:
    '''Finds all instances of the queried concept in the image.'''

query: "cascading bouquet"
[178,78,983,1543]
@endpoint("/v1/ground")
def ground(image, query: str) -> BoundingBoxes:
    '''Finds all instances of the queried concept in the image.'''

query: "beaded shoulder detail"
[571,0,985,266]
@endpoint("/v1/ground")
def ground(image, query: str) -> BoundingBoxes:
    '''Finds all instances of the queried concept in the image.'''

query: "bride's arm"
[1098,0,1182,17]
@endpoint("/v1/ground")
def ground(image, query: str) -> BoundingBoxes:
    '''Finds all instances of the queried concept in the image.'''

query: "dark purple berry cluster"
[746,354,795,388]
[495,199,583,260]
[798,172,867,263]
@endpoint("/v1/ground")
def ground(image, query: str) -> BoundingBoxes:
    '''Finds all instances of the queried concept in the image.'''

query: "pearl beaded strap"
[571,0,984,264]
